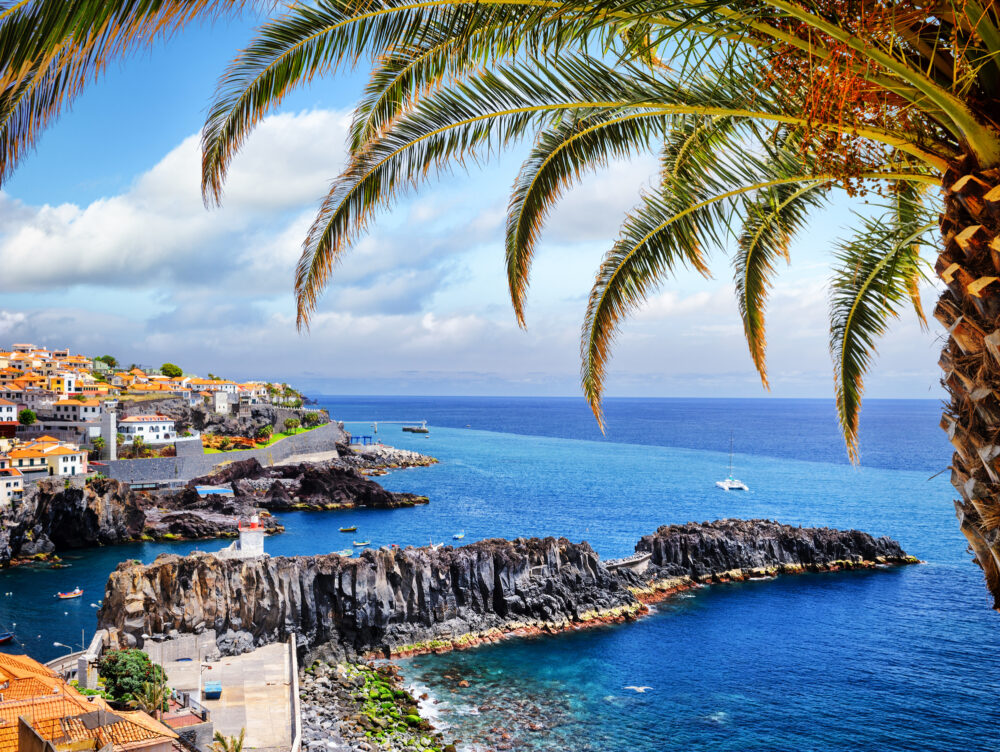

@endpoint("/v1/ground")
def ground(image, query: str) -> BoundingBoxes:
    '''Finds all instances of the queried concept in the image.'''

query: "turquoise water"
[1,397,995,750]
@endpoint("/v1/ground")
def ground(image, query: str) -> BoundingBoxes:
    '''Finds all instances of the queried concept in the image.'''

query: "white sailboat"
[716,433,749,491]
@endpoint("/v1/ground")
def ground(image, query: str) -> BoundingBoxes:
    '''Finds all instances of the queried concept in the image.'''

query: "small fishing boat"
[353,540,370,547]
[56,588,83,599]
[336,549,354,556]
[0,626,15,644]
[453,531,465,540]
[339,526,357,533]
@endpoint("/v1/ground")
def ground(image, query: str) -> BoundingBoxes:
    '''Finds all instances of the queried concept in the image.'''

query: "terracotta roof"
[0,399,13,406]
[120,414,173,423]
[0,652,58,681]
[0,469,21,478]
[54,399,100,406]
[0,653,175,752]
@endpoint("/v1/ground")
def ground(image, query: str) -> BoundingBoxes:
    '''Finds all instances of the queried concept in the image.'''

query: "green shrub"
[97,649,166,702]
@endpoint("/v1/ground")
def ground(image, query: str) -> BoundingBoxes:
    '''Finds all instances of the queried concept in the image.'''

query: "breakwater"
[97,519,917,661]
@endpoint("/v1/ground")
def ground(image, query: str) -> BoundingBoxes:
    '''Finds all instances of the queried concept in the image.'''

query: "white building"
[118,414,177,444]
[51,398,101,421]
[0,397,15,423]
[0,455,22,507]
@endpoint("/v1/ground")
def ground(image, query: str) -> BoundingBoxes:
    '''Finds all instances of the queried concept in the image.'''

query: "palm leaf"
[0,0,247,183]
[829,195,935,460]
[734,169,830,387]
[506,109,670,326]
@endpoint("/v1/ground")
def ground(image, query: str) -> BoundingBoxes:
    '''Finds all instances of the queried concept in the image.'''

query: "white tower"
[101,400,118,461]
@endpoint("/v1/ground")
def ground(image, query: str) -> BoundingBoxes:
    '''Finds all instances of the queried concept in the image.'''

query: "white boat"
[716,433,749,491]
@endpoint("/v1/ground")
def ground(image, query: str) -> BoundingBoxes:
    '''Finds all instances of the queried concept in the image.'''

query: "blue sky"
[0,9,945,400]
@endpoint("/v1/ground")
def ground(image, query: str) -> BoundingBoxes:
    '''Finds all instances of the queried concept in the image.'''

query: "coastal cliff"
[97,520,917,660]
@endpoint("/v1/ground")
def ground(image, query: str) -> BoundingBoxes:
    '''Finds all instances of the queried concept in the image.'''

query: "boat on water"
[336,549,354,556]
[339,526,357,532]
[56,588,83,599]
[716,432,749,491]
[453,531,465,540]
[0,624,15,644]
[353,540,370,547]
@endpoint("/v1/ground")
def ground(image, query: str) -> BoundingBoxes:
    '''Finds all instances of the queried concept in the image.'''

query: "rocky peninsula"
[97,519,917,661]
[0,444,435,565]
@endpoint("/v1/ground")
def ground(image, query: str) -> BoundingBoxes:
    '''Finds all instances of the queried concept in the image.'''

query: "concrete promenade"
[158,640,294,751]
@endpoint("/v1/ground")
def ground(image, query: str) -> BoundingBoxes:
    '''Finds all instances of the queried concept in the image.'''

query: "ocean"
[2,397,996,751]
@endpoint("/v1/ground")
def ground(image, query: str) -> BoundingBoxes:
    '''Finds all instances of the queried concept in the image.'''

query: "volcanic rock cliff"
[636,518,911,578]
[97,520,917,661]
[99,537,629,660]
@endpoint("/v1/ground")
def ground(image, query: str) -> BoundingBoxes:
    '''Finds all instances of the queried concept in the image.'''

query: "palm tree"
[128,678,171,720]
[212,728,245,752]
[201,0,1000,607]
[0,1,251,184]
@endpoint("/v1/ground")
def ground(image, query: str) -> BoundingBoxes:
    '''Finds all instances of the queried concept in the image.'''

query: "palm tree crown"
[201,0,992,451]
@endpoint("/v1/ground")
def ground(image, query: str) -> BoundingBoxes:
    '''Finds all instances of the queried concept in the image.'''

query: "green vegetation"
[283,417,300,434]
[203,423,321,454]
[333,663,453,750]
[127,676,171,719]
[211,729,246,752]
[95,355,118,368]
[17,409,35,427]
[70,679,111,700]
[97,649,166,703]
[302,412,320,427]
[160,362,183,378]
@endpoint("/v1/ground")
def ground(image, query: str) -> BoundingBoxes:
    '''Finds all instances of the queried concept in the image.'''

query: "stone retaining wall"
[105,422,347,485]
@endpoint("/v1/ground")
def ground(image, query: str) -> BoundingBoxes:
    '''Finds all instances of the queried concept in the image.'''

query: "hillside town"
[0,343,316,507]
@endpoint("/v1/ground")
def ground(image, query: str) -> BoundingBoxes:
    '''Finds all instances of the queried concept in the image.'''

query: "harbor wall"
[103,421,347,485]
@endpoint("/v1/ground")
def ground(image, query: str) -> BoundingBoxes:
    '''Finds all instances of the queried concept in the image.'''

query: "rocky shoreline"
[190,453,432,511]
[300,661,457,752]
[0,444,435,566]
[97,520,918,660]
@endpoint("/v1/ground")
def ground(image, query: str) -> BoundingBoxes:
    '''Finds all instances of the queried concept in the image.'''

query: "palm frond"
[506,109,669,326]
[829,194,936,461]
[0,0,248,184]
[734,162,830,387]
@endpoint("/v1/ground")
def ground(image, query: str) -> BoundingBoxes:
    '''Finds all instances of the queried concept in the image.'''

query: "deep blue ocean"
[3,396,997,751]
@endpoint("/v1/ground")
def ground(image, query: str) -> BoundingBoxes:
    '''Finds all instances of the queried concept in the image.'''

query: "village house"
[0,398,16,440]
[117,414,176,444]
[0,455,22,507]
[51,398,102,421]
[0,652,178,752]
[9,437,88,478]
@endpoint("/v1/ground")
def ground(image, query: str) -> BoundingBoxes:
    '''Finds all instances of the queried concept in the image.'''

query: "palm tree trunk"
[936,164,1000,608]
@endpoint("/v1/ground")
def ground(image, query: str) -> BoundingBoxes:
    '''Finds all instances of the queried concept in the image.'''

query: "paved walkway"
[164,641,293,751]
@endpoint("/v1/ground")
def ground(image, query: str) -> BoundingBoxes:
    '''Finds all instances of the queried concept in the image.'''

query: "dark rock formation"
[0,477,276,566]
[97,520,917,662]
[190,458,430,511]
[99,537,634,661]
[0,477,145,565]
[636,518,912,578]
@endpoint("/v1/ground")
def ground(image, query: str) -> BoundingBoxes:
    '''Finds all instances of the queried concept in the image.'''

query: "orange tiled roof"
[54,399,100,407]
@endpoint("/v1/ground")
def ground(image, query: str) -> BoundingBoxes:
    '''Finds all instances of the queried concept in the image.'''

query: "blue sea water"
[1,397,995,751]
